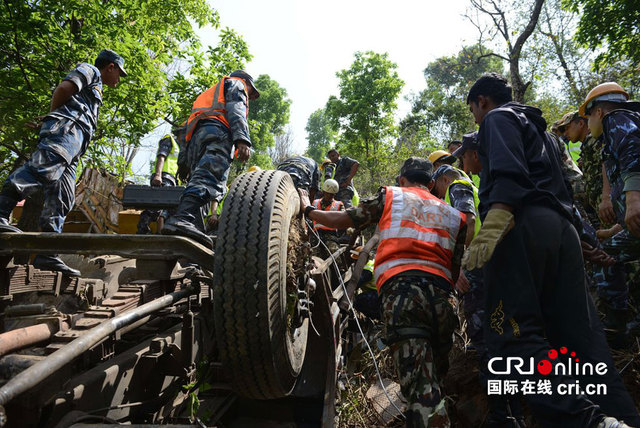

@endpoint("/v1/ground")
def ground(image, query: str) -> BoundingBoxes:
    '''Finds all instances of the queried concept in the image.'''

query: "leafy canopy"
[0,0,251,181]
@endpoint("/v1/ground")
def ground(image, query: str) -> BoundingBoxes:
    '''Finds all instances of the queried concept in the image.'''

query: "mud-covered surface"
[286,217,309,295]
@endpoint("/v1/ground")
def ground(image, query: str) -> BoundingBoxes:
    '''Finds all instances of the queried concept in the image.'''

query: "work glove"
[462,208,514,270]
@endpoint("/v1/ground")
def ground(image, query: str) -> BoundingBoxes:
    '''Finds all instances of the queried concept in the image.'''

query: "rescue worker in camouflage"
[298,157,467,427]
[162,70,259,248]
[276,155,321,201]
[582,82,640,342]
[137,133,180,234]
[556,108,635,341]
[0,49,126,277]
[327,149,359,208]
[556,111,583,164]
[465,73,639,428]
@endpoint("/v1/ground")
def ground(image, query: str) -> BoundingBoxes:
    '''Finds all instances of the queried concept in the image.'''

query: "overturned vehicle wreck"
[0,170,354,427]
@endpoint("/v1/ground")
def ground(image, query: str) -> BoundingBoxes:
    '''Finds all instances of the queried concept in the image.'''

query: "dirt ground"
[337,301,640,427]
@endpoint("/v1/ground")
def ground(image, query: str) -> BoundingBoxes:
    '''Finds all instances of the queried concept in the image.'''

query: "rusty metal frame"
[0,233,214,269]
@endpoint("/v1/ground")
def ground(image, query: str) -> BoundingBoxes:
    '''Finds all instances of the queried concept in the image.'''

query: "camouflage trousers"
[1,148,77,233]
[182,121,234,208]
[380,274,458,427]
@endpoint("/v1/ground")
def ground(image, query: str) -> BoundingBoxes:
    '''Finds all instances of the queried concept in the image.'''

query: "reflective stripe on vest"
[185,76,249,143]
[374,186,465,292]
[444,178,481,238]
[313,198,344,231]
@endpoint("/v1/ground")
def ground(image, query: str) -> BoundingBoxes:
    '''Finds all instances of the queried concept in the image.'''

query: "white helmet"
[322,179,339,194]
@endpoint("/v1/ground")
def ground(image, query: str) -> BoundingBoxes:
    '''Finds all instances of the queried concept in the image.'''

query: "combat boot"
[0,194,21,233]
[162,195,213,249]
[33,255,81,277]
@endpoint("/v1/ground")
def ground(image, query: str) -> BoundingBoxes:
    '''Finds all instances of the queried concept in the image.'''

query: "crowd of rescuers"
[301,72,640,428]
[3,49,640,428]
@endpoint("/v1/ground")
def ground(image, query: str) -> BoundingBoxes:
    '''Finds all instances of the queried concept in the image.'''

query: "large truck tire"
[213,170,309,399]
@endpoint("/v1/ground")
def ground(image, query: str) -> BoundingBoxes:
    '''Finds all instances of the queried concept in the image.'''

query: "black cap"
[452,131,479,157]
[96,49,127,76]
[230,70,260,99]
[400,157,433,183]
[432,164,455,182]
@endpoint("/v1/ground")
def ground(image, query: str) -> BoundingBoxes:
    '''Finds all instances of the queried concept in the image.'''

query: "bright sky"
[204,0,478,152]
[133,0,479,178]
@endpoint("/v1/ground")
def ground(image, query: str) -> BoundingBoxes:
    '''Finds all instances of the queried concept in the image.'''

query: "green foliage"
[0,0,251,182]
[305,108,336,163]
[248,74,292,161]
[568,0,640,70]
[325,51,404,185]
[407,45,504,145]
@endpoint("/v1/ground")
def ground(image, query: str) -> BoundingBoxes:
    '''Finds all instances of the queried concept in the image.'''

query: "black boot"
[0,195,21,233]
[33,255,81,277]
[161,195,213,249]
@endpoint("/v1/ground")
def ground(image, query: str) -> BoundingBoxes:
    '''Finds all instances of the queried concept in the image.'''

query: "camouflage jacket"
[579,134,603,210]
[602,109,640,225]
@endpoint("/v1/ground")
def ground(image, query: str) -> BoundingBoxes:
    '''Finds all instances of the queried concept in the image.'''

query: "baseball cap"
[230,70,260,99]
[428,150,456,165]
[96,49,127,76]
[453,131,479,157]
[400,157,433,183]
[432,164,455,182]
[557,111,580,129]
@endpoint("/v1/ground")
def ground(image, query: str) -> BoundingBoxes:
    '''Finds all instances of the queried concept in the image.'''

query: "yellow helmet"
[579,82,629,117]
[248,165,262,172]
[428,150,455,164]
[321,159,332,169]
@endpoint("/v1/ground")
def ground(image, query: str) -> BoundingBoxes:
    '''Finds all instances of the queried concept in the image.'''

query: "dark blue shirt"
[477,102,574,221]
[334,156,358,190]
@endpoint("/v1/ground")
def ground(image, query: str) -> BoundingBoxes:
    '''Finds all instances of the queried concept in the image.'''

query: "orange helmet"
[579,82,629,117]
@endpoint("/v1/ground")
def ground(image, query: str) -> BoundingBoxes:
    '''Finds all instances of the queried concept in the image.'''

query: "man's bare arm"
[49,80,78,112]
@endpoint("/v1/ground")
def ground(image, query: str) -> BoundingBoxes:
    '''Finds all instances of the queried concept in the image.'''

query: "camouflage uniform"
[599,110,640,308]
[444,181,484,347]
[175,79,251,232]
[334,156,358,208]
[349,187,465,426]
[276,156,320,192]
[381,275,458,427]
[580,134,604,227]
[0,63,103,233]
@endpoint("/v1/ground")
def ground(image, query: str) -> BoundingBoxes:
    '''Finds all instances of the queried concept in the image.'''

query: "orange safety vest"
[312,198,344,231]
[185,76,249,143]
[374,186,466,292]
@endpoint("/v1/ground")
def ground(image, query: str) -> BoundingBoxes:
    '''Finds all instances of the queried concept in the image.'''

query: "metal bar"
[0,323,59,357]
[0,233,214,268]
[0,286,196,407]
